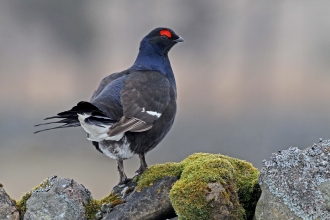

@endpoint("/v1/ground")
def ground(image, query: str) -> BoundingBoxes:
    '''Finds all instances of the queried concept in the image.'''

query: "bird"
[35,27,183,185]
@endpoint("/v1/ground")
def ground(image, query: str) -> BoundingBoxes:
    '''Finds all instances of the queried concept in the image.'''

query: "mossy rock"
[14,177,123,220]
[135,162,183,189]
[135,153,260,220]
[14,153,259,220]
[15,178,51,216]
[84,192,123,220]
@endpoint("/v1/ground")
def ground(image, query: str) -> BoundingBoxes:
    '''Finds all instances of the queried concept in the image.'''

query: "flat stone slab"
[103,176,178,220]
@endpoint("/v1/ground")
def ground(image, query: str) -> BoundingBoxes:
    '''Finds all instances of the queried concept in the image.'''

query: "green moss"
[170,153,245,219]
[15,178,50,217]
[134,153,259,219]
[84,192,123,220]
[16,191,32,218]
[135,162,183,189]
[171,181,211,219]
[178,153,261,219]
[227,158,261,219]
[241,181,261,219]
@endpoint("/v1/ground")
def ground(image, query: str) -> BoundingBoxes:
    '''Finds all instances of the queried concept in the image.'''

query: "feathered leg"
[135,153,148,175]
[117,159,130,184]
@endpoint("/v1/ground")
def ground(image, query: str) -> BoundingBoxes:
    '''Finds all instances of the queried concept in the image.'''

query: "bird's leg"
[117,159,130,184]
[135,153,148,175]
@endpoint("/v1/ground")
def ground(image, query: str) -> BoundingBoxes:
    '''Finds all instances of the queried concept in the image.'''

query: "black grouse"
[35,27,183,184]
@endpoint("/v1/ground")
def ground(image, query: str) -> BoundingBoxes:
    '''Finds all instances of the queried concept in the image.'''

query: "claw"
[118,178,132,186]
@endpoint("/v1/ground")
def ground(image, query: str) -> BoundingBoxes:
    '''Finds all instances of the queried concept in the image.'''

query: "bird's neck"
[130,40,176,91]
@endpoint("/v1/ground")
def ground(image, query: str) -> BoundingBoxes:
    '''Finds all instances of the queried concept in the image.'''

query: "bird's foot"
[134,165,148,176]
[117,177,132,187]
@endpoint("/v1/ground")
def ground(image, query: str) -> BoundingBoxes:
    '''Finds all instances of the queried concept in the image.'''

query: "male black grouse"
[35,27,183,184]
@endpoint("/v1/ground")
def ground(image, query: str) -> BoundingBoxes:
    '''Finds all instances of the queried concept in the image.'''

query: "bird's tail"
[34,101,114,134]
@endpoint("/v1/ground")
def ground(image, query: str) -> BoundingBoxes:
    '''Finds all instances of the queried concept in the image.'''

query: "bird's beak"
[174,36,184,43]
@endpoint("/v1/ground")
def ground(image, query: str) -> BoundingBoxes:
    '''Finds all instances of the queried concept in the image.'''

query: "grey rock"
[254,182,302,220]
[103,176,178,220]
[24,176,92,220]
[100,203,113,213]
[318,181,330,212]
[167,217,178,220]
[255,139,330,219]
[95,203,113,219]
[0,186,19,220]
[112,181,137,200]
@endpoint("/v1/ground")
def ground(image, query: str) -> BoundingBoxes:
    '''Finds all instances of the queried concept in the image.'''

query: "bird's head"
[139,27,184,56]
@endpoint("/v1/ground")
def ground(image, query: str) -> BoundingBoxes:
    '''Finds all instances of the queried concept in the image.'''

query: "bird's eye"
[161,35,168,40]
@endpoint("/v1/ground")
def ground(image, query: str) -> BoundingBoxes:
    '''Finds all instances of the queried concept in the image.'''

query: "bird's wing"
[108,70,171,137]
[91,70,129,100]
[90,70,129,121]
[34,72,129,134]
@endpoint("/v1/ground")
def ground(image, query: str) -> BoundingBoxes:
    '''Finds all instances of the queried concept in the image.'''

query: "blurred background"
[1,1,330,199]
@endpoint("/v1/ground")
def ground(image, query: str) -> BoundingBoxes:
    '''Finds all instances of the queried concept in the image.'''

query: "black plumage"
[35,27,183,184]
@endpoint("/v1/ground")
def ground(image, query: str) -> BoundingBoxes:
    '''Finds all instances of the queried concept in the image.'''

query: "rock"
[0,185,19,220]
[255,139,330,219]
[103,176,178,220]
[254,182,302,220]
[10,153,260,220]
[99,153,260,220]
[112,180,137,200]
[205,182,242,220]
[23,175,92,220]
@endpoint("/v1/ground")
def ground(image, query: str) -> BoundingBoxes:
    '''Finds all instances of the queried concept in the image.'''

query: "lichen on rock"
[0,185,20,220]
[12,176,122,220]
[256,139,330,219]
[22,175,92,220]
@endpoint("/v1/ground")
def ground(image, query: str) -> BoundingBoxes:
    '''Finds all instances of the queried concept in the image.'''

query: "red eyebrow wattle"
[160,30,172,38]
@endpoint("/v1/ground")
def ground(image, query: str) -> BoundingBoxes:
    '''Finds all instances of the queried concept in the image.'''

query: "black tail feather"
[35,118,78,127]
[34,101,106,134]
[34,123,80,134]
